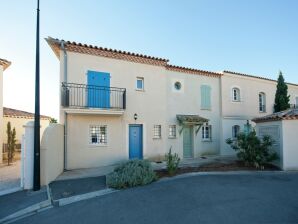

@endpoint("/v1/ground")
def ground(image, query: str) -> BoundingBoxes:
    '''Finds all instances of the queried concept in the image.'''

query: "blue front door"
[129,125,143,159]
[87,70,110,108]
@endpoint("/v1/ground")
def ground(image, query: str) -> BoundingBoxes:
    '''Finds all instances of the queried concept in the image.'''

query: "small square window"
[136,77,144,90]
[89,125,107,145]
[153,125,161,139]
[168,125,176,138]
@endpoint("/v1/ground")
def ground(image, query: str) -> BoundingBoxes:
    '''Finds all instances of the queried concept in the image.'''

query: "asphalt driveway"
[15,172,298,224]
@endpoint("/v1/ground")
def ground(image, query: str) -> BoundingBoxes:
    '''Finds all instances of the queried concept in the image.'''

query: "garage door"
[259,125,281,157]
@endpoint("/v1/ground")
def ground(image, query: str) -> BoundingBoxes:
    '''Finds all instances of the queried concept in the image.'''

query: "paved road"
[15,172,298,224]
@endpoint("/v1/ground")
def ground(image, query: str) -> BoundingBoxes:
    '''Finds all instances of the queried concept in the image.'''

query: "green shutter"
[201,85,211,109]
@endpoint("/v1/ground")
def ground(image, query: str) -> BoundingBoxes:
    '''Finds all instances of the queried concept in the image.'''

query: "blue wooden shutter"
[201,85,211,109]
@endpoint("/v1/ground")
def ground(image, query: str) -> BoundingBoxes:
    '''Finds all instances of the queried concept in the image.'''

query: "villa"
[46,37,298,170]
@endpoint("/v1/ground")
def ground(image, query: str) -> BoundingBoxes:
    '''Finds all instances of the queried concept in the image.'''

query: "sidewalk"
[0,188,49,221]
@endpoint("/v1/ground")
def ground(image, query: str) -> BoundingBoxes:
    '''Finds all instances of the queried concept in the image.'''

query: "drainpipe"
[61,40,68,170]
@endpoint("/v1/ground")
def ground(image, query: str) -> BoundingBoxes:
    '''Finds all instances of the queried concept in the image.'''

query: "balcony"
[61,82,126,115]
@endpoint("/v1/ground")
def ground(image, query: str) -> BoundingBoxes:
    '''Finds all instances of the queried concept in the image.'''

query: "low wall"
[41,124,64,185]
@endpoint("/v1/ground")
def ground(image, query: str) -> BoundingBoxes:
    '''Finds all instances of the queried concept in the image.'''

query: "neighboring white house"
[0,58,11,163]
[46,37,298,170]
[220,71,298,155]
[253,109,298,170]
[2,107,51,161]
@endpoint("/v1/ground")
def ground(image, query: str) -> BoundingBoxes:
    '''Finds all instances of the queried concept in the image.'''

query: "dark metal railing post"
[123,89,126,109]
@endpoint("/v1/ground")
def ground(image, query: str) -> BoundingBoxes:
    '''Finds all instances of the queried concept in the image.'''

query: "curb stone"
[54,188,118,207]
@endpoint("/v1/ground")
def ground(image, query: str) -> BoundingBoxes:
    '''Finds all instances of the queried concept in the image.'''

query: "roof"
[46,37,222,77]
[252,108,298,123]
[0,58,11,71]
[3,107,51,120]
[176,114,209,125]
[223,70,298,87]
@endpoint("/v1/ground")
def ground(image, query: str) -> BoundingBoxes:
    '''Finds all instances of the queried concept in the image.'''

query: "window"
[202,124,212,141]
[232,125,240,139]
[232,88,240,101]
[136,77,144,90]
[89,125,107,145]
[168,125,176,138]
[259,92,266,112]
[201,85,211,110]
[174,82,182,90]
[153,125,161,139]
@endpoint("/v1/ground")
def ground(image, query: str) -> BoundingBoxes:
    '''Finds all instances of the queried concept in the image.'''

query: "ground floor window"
[89,125,107,145]
[168,125,176,138]
[153,125,161,139]
[202,124,212,141]
[232,125,240,139]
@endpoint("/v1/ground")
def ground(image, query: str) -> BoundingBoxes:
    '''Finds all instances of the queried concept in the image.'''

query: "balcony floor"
[62,107,124,116]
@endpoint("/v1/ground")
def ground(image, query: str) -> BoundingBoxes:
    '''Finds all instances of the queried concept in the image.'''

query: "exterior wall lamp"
[134,113,138,121]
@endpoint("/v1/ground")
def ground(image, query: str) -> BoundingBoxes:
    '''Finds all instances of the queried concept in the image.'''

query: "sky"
[1,0,298,119]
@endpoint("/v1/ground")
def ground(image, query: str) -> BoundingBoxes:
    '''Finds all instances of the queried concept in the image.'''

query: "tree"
[274,71,290,112]
[6,122,16,165]
[50,118,57,123]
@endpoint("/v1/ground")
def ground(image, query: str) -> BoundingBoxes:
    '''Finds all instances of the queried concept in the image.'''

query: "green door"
[183,126,193,158]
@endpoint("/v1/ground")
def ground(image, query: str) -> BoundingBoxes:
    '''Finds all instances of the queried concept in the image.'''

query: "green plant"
[106,159,157,189]
[226,130,278,169]
[165,147,180,176]
[50,118,57,123]
[274,71,290,112]
[6,122,16,165]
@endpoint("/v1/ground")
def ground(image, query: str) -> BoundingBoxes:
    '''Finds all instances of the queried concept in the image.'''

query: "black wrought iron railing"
[290,104,297,109]
[61,82,126,110]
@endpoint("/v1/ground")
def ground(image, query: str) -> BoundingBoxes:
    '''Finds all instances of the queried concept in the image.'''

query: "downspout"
[61,40,68,170]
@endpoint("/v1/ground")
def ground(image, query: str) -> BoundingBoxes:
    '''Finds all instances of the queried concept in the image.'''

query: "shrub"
[165,147,180,176]
[226,130,278,169]
[106,159,157,189]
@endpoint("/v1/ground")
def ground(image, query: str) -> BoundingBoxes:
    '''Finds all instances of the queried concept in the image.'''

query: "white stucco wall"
[2,117,50,144]
[0,65,3,163]
[41,124,64,185]
[166,70,221,158]
[281,120,298,170]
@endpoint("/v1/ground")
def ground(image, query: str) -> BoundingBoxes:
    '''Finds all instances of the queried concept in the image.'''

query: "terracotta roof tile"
[252,108,298,123]
[0,58,11,71]
[223,70,298,87]
[3,107,51,120]
[166,64,222,77]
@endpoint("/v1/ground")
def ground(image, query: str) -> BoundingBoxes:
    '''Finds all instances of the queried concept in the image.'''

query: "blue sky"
[1,0,298,118]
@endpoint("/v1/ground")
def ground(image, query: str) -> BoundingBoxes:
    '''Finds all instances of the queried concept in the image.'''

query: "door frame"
[128,124,144,159]
[183,125,194,158]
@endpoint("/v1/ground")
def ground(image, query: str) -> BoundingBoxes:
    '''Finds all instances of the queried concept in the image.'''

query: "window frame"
[202,124,212,141]
[89,125,108,146]
[232,87,241,102]
[168,125,177,139]
[136,77,144,91]
[232,125,240,139]
[259,92,266,112]
[153,125,162,139]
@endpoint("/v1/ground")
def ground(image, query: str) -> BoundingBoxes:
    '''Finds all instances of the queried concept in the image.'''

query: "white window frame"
[231,87,241,102]
[259,92,266,112]
[168,125,176,139]
[232,125,240,139]
[202,124,211,141]
[153,125,161,139]
[89,125,108,146]
[136,77,144,91]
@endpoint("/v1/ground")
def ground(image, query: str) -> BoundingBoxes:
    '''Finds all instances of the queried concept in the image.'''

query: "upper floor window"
[201,85,211,110]
[136,77,144,91]
[232,125,240,139]
[153,125,161,139]
[202,124,212,141]
[168,125,176,138]
[259,92,266,112]
[90,125,107,145]
[232,87,240,101]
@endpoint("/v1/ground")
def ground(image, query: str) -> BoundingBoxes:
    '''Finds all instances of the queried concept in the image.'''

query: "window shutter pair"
[201,85,211,109]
